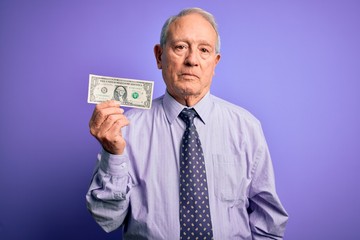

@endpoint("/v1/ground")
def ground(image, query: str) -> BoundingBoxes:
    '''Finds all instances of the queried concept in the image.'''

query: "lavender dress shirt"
[86,91,288,239]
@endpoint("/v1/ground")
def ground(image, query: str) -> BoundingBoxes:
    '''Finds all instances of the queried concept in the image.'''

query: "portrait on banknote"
[114,85,128,103]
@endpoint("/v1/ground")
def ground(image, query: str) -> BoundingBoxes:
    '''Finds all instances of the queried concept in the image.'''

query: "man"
[86,7,288,239]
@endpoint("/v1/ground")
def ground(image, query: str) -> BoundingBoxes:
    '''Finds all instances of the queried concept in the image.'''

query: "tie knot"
[179,108,197,128]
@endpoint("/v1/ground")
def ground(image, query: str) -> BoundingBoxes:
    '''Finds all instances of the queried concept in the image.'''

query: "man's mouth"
[180,73,199,79]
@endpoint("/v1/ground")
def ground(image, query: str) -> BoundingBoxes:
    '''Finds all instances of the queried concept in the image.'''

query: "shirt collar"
[163,90,212,125]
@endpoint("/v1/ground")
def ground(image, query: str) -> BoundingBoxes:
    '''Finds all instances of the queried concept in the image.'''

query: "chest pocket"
[212,153,248,203]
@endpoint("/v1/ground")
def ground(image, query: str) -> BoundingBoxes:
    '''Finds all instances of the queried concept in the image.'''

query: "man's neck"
[168,91,208,107]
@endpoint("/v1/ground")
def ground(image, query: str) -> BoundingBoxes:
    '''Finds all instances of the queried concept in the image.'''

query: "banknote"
[88,74,154,109]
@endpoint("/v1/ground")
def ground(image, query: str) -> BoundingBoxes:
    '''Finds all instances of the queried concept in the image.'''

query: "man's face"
[155,13,220,104]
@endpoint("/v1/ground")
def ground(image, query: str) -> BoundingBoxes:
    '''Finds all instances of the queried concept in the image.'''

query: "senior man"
[86,7,288,239]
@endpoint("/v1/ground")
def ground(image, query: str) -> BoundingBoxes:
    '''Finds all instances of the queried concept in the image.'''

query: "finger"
[102,117,130,144]
[98,116,130,155]
[96,100,120,110]
[97,114,129,139]
[90,106,124,130]
[112,115,130,135]
[89,100,121,126]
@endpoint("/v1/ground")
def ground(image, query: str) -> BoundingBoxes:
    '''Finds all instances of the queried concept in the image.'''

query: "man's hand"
[89,100,130,155]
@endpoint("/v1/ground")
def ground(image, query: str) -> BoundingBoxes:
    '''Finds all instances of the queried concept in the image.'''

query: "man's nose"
[184,49,199,66]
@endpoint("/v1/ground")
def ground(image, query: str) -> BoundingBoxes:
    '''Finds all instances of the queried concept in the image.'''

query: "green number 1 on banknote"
[88,74,154,109]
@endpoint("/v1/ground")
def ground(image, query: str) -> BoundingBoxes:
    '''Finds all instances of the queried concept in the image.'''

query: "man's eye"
[200,48,210,53]
[175,45,187,50]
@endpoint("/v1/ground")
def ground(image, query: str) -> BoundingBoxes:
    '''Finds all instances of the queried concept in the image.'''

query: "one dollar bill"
[88,74,154,109]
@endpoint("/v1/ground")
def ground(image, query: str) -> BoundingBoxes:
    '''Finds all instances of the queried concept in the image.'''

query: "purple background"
[1,0,359,239]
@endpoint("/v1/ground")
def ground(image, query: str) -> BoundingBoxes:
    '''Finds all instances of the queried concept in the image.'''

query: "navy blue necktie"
[179,108,214,239]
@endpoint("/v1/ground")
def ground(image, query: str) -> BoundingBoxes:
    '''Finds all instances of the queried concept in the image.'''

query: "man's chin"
[178,87,199,97]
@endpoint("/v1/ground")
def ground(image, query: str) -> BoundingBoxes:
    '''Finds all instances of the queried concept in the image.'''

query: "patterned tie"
[179,108,214,240]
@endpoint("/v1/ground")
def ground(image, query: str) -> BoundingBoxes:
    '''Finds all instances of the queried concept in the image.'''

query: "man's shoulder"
[210,94,261,125]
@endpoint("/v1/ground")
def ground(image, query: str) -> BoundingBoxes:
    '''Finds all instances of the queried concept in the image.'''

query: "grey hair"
[160,7,221,53]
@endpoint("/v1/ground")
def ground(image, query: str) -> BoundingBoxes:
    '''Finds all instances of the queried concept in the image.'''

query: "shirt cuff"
[99,149,129,176]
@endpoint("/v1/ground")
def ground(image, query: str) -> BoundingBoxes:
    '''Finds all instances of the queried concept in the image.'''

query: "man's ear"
[215,53,221,65]
[154,44,163,69]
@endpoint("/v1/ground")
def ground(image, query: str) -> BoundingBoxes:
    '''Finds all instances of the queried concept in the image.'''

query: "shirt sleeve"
[248,129,289,239]
[85,149,132,232]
